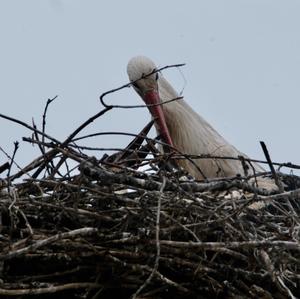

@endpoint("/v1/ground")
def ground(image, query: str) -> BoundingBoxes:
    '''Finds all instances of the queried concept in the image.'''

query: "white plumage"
[127,56,266,181]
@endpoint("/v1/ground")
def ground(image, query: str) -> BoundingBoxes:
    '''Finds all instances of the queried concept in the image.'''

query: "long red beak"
[143,90,174,148]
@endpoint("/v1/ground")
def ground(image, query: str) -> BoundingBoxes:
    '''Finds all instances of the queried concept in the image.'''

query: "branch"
[132,176,166,299]
[80,160,277,195]
[99,62,185,109]
[0,283,101,296]
[0,227,98,261]
[0,113,61,144]
[157,240,300,251]
[260,141,284,192]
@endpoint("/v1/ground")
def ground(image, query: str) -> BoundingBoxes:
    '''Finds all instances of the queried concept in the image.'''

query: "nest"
[0,95,300,299]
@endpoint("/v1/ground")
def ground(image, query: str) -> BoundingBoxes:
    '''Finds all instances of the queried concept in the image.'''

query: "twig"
[42,96,58,149]
[80,160,276,195]
[156,240,300,251]
[0,227,98,261]
[99,63,185,108]
[21,133,300,172]
[260,141,284,192]
[7,151,52,182]
[0,113,61,144]
[6,142,19,194]
[17,208,34,236]
[131,176,166,299]
[161,212,200,242]
[276,276,298,299]
[144,265,190,294]
[0,162,9,174]
[32,119,53,176]
[7,142,19,180]
[34,107,112,179]
[0,283,101,296]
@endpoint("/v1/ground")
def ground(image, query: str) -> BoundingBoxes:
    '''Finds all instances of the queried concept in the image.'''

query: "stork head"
[127,56,174,147]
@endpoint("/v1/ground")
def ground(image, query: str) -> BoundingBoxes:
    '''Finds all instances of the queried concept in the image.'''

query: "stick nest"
[0,144,300,299]
[0,86,299,298]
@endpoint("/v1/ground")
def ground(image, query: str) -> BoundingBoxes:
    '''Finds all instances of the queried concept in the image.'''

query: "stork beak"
[143,90,174,148]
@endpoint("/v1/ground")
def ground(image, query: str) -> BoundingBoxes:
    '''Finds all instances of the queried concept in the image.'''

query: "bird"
[127,56,268,183]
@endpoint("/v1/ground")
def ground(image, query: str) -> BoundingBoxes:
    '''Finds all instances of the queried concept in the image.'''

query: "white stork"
[127,56,270,184]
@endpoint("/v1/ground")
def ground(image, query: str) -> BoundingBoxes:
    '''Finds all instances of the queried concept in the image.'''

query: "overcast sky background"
[1,0,299,176]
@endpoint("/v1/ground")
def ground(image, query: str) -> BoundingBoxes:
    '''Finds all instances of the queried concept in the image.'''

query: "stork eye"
[155,72,159,81]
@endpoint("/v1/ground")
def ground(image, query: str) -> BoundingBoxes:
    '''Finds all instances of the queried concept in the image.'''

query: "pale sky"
[1,0,300,176]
